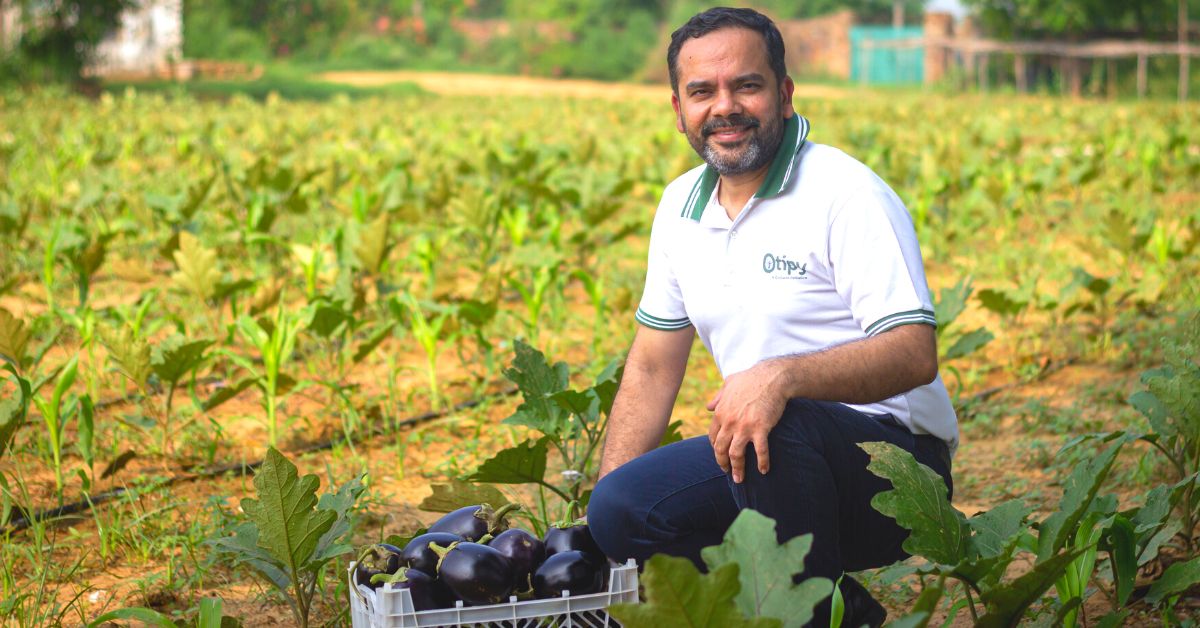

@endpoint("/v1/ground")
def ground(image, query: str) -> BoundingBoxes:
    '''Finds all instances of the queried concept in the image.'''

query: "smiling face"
[671,27,794,178]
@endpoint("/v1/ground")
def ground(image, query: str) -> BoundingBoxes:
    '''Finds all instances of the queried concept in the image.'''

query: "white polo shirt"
[635,114,958,451]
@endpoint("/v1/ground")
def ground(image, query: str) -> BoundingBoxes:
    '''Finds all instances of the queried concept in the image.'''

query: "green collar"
[680,114,810,221]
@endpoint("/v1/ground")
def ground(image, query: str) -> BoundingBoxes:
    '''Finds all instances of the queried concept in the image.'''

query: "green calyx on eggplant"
[544,501,604,562]
[369,567,441,611]
[427,503,522,542]
[488,528,546,594]
[353,543,404,590]
[430,541,516,606]
[401,532,465,575]
[533,550,606,599]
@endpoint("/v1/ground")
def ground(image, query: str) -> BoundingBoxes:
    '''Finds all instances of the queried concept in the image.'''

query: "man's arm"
[598,325,695,479]
[707,323,938,483]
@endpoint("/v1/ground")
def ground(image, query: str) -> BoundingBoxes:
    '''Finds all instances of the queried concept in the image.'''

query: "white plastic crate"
[349,558,639,628]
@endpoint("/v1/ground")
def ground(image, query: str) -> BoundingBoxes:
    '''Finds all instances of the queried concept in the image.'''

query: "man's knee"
[587,472,640,561]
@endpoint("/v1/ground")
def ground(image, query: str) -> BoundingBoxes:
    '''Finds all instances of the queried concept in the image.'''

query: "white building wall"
[89,0,183,76]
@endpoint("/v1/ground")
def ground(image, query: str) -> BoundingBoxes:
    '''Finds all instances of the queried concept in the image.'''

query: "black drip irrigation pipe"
[1,386,519,535]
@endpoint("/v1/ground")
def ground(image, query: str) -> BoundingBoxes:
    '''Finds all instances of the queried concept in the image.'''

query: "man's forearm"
[762,323,938,405]
[598,327,694,479]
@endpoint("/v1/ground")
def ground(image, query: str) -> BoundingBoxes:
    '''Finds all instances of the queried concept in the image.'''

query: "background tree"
[961,0,1199,39]
[2,0,133,83]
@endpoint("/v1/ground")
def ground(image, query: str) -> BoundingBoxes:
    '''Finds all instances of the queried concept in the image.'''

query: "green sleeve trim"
[635,308,692,331]
[865,309,937,336]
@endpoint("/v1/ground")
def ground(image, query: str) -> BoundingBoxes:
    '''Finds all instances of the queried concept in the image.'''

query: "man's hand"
[706,362,788,483]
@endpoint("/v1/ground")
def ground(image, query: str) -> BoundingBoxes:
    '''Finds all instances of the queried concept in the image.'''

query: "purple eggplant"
[431,541,516,606]
[353,543,404,590]
[488,528,545,593]
[428,503,522,542]
[544,524,603,561]
[372,567,440,611]
[401,532,464,574]
[533,550,605,599]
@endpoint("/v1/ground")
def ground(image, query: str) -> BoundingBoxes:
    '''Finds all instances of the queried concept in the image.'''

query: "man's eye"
[740,83,760,91]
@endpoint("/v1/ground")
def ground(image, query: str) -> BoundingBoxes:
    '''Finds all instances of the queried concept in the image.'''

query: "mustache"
[702,115,760,137]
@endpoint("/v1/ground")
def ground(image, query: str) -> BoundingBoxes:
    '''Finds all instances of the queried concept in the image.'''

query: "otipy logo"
[762,253,808,278]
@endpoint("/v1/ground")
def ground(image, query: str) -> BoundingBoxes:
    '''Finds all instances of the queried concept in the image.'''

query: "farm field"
[0,80,1198,626]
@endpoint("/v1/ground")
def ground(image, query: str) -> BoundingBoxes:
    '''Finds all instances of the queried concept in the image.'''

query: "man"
[587,7,957,627]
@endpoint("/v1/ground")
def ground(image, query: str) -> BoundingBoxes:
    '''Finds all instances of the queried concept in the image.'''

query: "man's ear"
[781,76,796,117]
[671,92,685,133]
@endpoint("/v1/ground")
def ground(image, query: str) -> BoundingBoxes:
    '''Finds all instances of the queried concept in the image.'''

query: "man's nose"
[711,88,741,117]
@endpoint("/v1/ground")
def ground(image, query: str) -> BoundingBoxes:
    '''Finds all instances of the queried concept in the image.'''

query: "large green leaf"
[151,336,214,386]
[608,555,779,628]
[700,509,832,627]
[419,480,508,513]
[1145,556,1200,606]
[861,441,968,566]
[240,448,336,584]
[312,474,366,564]
[932,276,973,333]
[975,550,1081,628]
[1036,437,1126,562]
[467,438,548,485]
[968,499,1031,558]
[501,340,570,435]
[209,521,292,591]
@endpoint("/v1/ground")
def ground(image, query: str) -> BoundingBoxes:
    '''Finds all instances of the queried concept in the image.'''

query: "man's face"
[671,27,795,177]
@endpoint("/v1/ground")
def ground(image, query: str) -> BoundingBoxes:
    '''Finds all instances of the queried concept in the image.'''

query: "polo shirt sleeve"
[634,209,692,331]
[827,176,937,337]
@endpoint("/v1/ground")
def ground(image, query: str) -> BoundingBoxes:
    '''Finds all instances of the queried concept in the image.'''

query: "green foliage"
[3,0,133,83]
[210,448,364,628]
[424,340,621,531]
[608,555,779,628]
[1130,313,1200,550]
[700,510,833,627]
[860,439,1149,624]
[962,0,1198,39]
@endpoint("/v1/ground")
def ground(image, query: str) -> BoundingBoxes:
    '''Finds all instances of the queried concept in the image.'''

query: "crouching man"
[587,8,957,627]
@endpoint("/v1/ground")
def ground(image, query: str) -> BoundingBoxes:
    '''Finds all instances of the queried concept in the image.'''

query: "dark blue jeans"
[589,398,953,583]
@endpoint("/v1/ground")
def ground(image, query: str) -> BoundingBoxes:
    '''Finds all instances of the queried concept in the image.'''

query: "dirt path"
[317,70,851,101]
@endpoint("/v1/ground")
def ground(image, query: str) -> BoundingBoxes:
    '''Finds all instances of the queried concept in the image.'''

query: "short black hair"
[667,7,787,94]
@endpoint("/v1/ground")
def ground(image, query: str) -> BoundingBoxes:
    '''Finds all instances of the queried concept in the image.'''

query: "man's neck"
[716,164,770,221]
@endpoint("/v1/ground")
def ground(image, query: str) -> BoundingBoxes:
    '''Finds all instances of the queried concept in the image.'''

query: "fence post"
[1138,53,1148,98]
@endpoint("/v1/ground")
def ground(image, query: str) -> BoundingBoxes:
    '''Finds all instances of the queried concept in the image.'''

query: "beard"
[684,109,786,176]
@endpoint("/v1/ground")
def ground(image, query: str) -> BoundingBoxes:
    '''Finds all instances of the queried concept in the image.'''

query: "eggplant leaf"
[1145,555,1200,606]
[0,308,30,369]
[172,231,221,302]
[944,328,994,361]
[419,480,508,513]
[1036,437,1126,562]
[152,336,214,386]
[968,499,1031,558]
[975,550,1083,627]
[700,509,832,627]
[976,288,1026,317]
[240,448,336,579]
[861,441,968,566]
[209,521,292,591]
[204,376,257,412]
[353,212,392,274]
[100,324,152,392]
[312,474,366,564]
[467,437,548,485]
[0,365,31,458]
[501,340,570,434]
[608,555,778,628]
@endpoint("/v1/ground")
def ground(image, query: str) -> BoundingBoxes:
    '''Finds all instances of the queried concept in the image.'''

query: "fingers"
[706,386,723,412]
[728,434,748,483]
[753,433,770,475]
[712,428,731,475]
